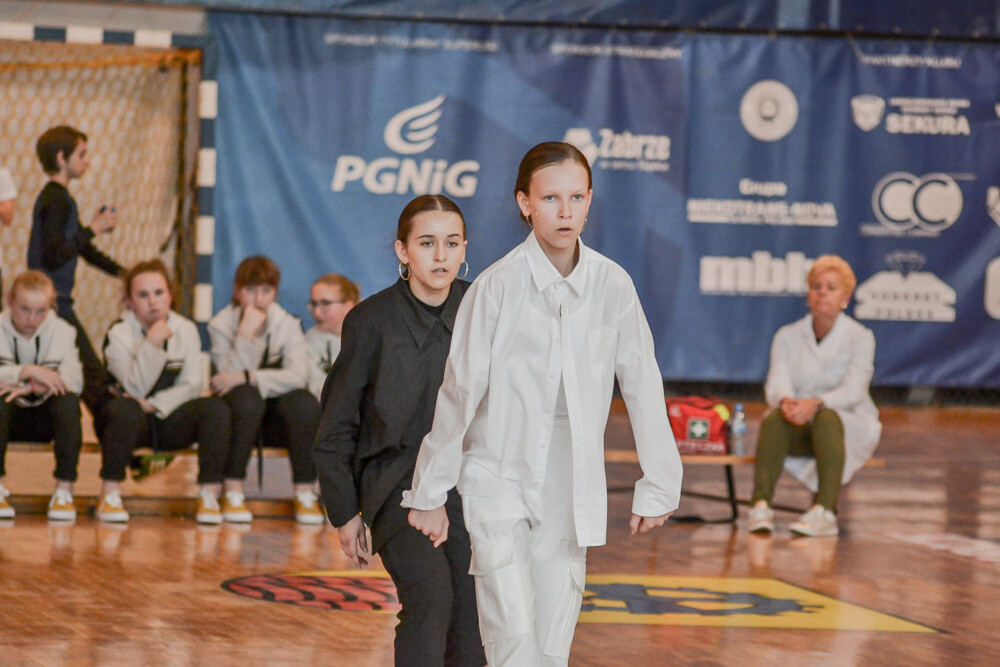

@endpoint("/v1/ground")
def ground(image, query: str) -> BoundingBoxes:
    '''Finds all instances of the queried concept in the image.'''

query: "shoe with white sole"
[196,492,223,525]
[221,491,252,523]
[96,492,130,523]
[293,490,325,525]
[790,506,839,537]
[48,489,77,521]
[0,483,14,519]
[747,505,775,534]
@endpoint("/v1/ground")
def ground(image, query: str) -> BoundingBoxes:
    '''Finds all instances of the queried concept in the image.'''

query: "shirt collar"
[393,278,463,348]
[524,230,588,297]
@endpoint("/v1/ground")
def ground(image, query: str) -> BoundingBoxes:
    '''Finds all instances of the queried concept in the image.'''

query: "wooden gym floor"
[1,399,999,665]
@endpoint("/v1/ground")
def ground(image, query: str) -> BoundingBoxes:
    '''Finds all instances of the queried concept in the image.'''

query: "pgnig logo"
[869,172,963,235]
[331,95,480,197]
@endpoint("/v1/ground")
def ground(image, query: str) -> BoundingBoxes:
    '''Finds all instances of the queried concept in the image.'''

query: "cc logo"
[871,172,964,233]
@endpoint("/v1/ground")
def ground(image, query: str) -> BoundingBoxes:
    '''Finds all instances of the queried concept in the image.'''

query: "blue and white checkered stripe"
[0,20,217,336]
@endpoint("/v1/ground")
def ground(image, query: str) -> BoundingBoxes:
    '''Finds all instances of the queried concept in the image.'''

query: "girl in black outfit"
[314,195,484,667]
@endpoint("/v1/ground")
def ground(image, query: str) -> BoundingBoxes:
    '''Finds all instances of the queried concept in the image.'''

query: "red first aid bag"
[666,396,730,455]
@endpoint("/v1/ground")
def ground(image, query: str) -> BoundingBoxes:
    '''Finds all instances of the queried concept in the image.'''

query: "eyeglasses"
[307,299,347,309]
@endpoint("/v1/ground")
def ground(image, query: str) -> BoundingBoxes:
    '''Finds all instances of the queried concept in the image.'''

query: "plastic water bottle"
[729,403,748,456]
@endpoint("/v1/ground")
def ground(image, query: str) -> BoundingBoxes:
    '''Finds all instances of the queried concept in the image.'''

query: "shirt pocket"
[587,327,618,379]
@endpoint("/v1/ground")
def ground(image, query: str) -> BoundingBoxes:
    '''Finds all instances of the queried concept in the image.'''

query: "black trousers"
[221,384,319,483]
[97,396,231,484]
[0,393,82,482]
[374,486,485,667]
[56,298,110,414]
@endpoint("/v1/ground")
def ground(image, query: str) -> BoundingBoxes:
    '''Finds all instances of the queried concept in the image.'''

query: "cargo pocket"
[469,534,531,643]
[542,558,587,659]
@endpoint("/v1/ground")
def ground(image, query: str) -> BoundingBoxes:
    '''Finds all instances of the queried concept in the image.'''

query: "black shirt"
[314,277,470,540]
[28,181,124,302]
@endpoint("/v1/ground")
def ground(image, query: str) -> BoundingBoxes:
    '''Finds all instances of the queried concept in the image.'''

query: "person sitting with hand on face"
[208,255,322,525]
[747,254,881,538]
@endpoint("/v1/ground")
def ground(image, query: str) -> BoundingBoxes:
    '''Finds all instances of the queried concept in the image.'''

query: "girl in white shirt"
[97,259,231,524]
[304,273,359,400]
[404,142,683,666]
[208,256,322,525]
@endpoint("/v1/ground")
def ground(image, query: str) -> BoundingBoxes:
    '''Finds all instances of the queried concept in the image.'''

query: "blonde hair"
[312,273,360,304]
[808,255,856,295]
[7,270,56,305]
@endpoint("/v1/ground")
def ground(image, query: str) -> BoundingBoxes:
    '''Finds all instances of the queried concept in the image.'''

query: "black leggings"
[97,396,231,484]
[0,393,82,482]
[221,384,319,484]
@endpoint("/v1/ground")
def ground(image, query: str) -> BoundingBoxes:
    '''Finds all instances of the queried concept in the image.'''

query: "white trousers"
[462,418,587,667]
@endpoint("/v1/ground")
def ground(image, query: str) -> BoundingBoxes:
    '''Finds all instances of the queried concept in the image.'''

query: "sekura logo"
[331,95,480,197]
[851,95,886,131]
[852,96,971,135]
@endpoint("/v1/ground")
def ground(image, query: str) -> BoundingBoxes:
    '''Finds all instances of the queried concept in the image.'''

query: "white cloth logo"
[740,80,798,142]
[871,172,963,234]
[851,95,886,131]
[384,95,445,155]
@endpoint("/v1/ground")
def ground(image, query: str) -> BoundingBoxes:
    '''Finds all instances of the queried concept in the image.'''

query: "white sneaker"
[48,488,77,521]
[0,483,15,519]
[196,492,223,525]
[293,490,325,525]
[96,492,130,523]
[747,505,775,534]
[790,506,839,537]
[221,491,253,523]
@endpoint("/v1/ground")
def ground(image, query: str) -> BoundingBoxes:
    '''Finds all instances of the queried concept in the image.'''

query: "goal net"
[0,38,201,350]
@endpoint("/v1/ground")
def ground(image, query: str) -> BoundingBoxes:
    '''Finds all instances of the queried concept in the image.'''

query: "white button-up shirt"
[402,231,683,547]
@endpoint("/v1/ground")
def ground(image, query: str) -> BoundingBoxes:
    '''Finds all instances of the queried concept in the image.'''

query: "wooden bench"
[605,450,885,523]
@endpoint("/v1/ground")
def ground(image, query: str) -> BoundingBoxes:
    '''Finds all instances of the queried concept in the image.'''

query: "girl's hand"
[337,514,370,568]
[408,506,449,547]
[19,365,68,395]
[145,320,172,347]
[238,306,267,340]
[210,371,246,396]
[0,382,33,403]
[630,512,673,535]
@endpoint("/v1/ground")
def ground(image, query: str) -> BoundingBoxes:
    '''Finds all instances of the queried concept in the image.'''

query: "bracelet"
[244,370,251,385]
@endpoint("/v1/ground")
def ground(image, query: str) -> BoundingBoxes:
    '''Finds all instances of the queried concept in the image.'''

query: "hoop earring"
[398,262,410,281]
[458,261,469,280]
[525,213,533,229]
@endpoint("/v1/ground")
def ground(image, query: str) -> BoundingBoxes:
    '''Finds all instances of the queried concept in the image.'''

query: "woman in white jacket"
[748,255,881,537]
[208,256,321,525]
[97,259,231,524]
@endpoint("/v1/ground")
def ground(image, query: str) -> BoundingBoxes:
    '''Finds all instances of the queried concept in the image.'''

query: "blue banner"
[209,12,1000,387]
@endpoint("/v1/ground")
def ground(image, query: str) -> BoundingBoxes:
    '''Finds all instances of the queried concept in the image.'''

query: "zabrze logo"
[384,95,444,155]
[740,80,798,142]
[851,95,886,132]
[871,172,963,234]
[986,187,1000,229]
[563,128,600,164]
